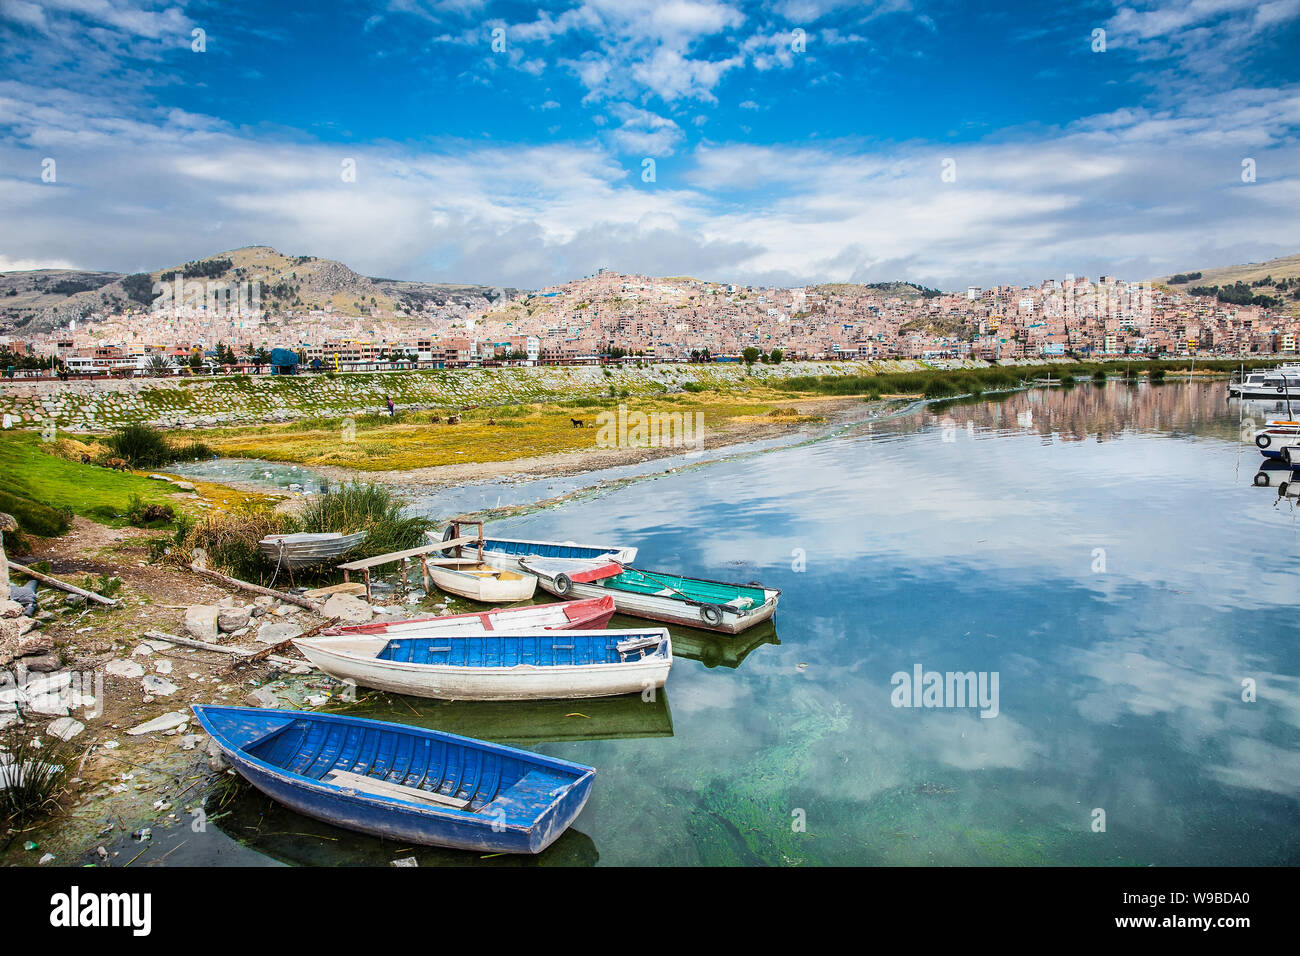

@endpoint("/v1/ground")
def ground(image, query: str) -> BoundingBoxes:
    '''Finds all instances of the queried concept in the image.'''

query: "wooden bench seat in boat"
[322,769,472,810]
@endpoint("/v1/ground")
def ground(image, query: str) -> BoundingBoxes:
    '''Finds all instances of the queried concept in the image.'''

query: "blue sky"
[1,0,1298,289]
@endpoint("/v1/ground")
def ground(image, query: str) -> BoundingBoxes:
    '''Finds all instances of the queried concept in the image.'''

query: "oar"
[627,567,698,602]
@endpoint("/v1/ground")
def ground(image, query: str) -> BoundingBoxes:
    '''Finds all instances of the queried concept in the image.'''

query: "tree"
[769,349,784,365]
[742,347,760,366]
[121,273,158,307]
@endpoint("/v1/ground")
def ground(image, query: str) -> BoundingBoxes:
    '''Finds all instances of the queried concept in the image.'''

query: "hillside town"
[2,268,1298,376]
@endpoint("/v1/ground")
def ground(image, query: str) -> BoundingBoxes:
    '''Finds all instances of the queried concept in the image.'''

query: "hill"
[0,246,515,336]
[1156,252,1300,318]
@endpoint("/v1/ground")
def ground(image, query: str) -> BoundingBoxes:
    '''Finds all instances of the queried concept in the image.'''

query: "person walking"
[386,395,395,417]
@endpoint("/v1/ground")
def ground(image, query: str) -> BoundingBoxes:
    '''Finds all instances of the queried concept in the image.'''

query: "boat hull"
[426,561,538,602]
[525,564,780,635]
[259,531,369,569]
[191,706,594,854]
[295,629,672,701]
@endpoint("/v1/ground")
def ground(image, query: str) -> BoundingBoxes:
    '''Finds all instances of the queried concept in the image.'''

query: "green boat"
[521,558,781,634]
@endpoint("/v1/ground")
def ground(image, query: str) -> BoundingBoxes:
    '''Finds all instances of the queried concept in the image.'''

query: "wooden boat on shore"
[293,627,672,700]
[521,558,780,634]
[430,528,637,570]
[425,558,537,603]
[191,705,595,854]
[259,531,368,569]
[321,596,616,637]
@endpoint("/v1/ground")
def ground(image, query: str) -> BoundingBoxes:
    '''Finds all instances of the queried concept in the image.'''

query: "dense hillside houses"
[3,269,1298,375]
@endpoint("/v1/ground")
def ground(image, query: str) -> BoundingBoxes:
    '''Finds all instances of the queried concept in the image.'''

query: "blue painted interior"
[377,632,664,667]
[481,539,616,560]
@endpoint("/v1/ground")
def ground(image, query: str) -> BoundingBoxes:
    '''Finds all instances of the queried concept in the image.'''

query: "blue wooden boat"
[191,705,595,854]
[431,528,637,568]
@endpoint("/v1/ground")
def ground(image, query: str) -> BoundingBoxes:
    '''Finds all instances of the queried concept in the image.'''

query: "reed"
[294,482,433,560]
[104,424,214,467]
[0,734,72,829]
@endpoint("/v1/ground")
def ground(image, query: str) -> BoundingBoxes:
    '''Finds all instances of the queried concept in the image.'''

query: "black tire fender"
[554,573,574,596]
[700,603,724,627]
[1256,433,1271,449]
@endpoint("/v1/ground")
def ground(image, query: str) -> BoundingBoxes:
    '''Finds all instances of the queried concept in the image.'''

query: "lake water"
[147,381,1300,866]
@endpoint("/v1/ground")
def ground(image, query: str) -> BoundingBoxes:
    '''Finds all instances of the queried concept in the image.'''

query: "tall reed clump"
[104,424,214,468]
[0,734,72,829]
[295,483,433,559]
[159,505,295,582]
[149,484,430,584]
[103,423,173,468]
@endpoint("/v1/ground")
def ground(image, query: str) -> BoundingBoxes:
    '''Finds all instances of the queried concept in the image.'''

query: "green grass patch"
[0,432,178,538]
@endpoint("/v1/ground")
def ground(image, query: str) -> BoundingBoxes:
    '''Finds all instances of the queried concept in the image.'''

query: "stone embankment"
[0,357,1059,432]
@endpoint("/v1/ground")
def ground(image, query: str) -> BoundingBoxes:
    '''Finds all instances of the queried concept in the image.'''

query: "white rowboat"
[294,627,672,701]
[425,558,537,603]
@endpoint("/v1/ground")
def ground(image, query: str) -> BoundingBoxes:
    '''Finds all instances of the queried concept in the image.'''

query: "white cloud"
[1,73,1297,291]
[606,103,686,156]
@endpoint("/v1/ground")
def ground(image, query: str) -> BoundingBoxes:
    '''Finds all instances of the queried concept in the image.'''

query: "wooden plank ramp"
[338,534,486,600]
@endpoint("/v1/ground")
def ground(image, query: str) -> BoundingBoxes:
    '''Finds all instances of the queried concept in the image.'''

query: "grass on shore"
[0,431,275,544]
[0,432,179,539]
[175,391,807,471]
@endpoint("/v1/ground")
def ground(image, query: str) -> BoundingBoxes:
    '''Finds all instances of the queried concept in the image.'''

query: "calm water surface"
[160,381,1300,866]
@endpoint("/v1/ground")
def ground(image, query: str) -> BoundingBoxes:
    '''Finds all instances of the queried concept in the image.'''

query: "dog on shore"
[570,418,585,428]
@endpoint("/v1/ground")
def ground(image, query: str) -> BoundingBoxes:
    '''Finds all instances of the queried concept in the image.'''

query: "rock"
[390,857,419,867]
[23,654,61,673]
[64,594,86,608]
[206,738,229,771]
[126,712,189,736]
[217,607,252,632]
[179,734,203,751]
[172,481,196,492]
[39,853,55,865]
[46,717,85,741]
[255,621,302,644]
[16,634,53,657]
[141,675,179,697]
[323,593,373,624]
[1,599,23,619]
[244,687,279,708]
[105,659,145,679]
[0,618,20,649]
[254,595,275,607]
[184,605,220,642]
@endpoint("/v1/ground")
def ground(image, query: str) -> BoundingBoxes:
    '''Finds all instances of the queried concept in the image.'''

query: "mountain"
[0,246,517,336]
